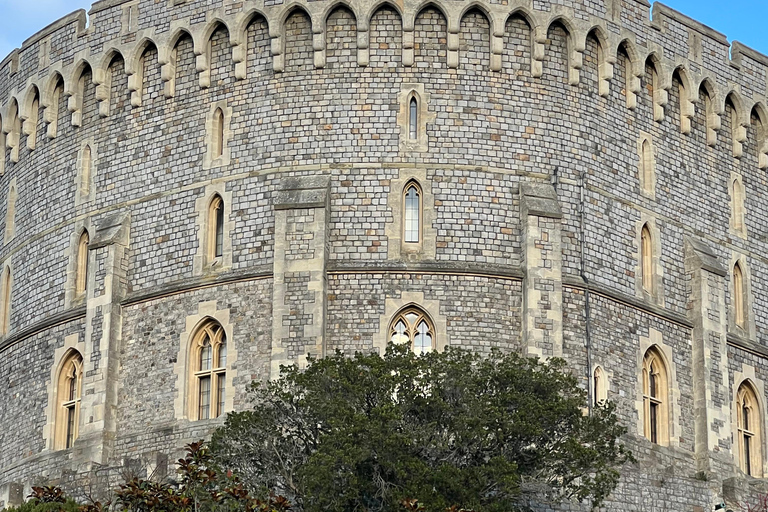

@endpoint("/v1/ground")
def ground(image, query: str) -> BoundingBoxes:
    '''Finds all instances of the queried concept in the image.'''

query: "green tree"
[211,344,632,512]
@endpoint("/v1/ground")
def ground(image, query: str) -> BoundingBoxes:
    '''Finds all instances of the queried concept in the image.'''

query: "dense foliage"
[211,344,632,512]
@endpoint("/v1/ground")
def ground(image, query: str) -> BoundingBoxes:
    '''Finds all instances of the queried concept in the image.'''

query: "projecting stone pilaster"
[271,176,330,378]
[77,211,130,465]
[685,237,731,474]
[520,183,563,359]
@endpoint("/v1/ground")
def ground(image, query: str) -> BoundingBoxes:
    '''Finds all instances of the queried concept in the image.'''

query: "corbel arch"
[457,5,493,71]
[408,0,451,69]
[751,102,768,169]
[699,78,721,146]
[726,91,748,158]
[66,60,93,127]
[198,21,232,87]
[160,28,194,97]
[42,72,65,138]
[95,49,124,117]
[586,25,613,97]
[231,9,271,79]
[271,4,315,72]
[505,8,537,76]
[126,37,159,107]
[323,3,360,68]
[545,15,584,85]
[673,65,695,134]
[20,85,41,151]
[644,52,668,122]
[617,38,642,109]
[3,98,21,163]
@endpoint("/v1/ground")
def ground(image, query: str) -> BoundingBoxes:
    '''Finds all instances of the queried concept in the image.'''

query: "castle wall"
[2,0,768,509]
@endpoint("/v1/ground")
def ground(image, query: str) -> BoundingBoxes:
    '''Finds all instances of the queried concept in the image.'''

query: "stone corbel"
[357,25,369,66]
[532,25,546,78]
[733,122,747,159]
[447,16,460,69]
[196,46,211,89]
[92,68,111,118]
[568,33,585,86]
[490,32,503,72]
[759,140,768,170]
[402,26,414,67]
[598,54,614,98]
[626,65,642,110]
[313,28,326,68]
[271,35,284,73]
[653,67,671,122]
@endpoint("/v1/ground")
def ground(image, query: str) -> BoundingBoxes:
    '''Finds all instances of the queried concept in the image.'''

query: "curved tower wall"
[1,0,768,508]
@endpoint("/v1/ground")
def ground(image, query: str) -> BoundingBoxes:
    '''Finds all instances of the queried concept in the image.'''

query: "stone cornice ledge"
[563,275,693,329]
[0,306,87,353]
[726,333,768,359]
[326,261,525,280]
[122,265,273,307]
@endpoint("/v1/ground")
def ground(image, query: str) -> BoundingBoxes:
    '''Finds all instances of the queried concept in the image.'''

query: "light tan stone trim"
[172,300,236,420]
[121,1,140,35]
[729,172,747,239]
[202,100,233,170]
[3,177,17,245]
[74,141,97,207]
[397,83,434,153]
[386,170,436,262]
[635,328,682,448]
[193,184,233,276]
[64,220,94,308]
[729,253,755,340]
[376,292,448,355]
[42,333,84,451]
[637,131,656,200]
[731,367,767,478]
[635,216,664,306]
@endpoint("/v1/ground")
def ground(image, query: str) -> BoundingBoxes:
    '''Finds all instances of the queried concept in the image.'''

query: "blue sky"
[0,0,767,62]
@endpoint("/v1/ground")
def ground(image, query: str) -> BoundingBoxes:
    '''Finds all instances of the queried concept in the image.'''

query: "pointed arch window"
[734,262,746,329]
[738,382,762,477]
[208,195,224,261]
[76,230,89,295]
[81,145,92,196]
[213,108,224,159]
[733,178,745,233]
[641,224,653,293]
[55,351,83,449]
[389,306,434,355]
[190,320,227,420]
[409,95,419,141]
[404,182,421,244]
[593,366,607,406]
[0,266,11,336]
[642,347,668,445]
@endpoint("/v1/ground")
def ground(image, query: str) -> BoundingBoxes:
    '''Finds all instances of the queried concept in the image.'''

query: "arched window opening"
[191,320,227,420]
[29,96,40,149]
[81,145,92,195]
[76,230,89,295]
[641,139,652,191]
[734,262,746,329]
[213,108,224,159]
[593,366,607,406]
[404,182,421,244]
[738,382,762,477]
[733,179,745,233]
[0,266,11,336]
[409,95,418,141]
[389,306,435,355]
[642,347,668,445]
[208,195,224,261]
[55,351,83,449]
[641,224,653,293]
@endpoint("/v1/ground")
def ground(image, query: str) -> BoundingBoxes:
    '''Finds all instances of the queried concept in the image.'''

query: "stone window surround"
[75,140,97,206]
[397,83,434,153]
[0,260,12,337]
[386,170,436,261]
[729,172,747,239]
[43,333,84,451]
[193,183,233,275]
[635,217,664,306]
[729,253,755,340]
[635,329,681,448]
[377,292,447,355]
[637,132,656,200]
[64,220,94,308]
[203,101,232,170]
[592,364,609,405]
[188,319,228,421]
[173,300,237,422]
[388,304,436,354]
[732,367,767,478]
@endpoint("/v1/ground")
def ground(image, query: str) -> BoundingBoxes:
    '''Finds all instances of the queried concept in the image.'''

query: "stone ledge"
[0,306,86,353]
